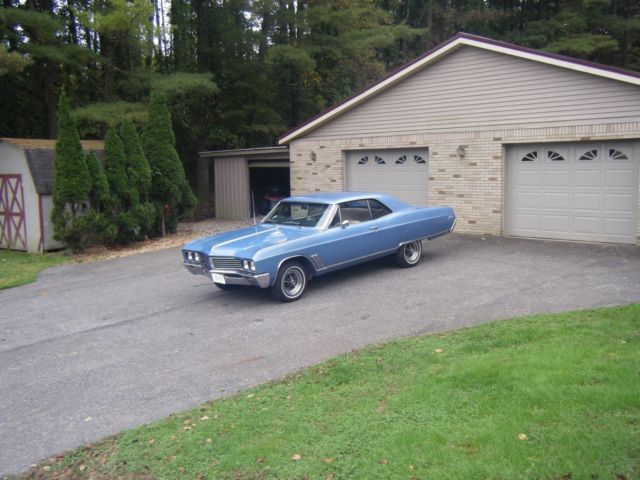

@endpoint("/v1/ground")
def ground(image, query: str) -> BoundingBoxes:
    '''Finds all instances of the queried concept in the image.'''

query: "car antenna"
[251,190,257,226]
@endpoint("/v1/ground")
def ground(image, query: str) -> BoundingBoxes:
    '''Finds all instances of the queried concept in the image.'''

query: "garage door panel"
[541,215,570,233]
[572,193,600,210]
[604,170,636,187]
[346,149,428,206]
[507,141,638,244]
[515,192,541,208]
[573,170,601,186]
[543,192,569,209]
[604,193,635,212]
[603,217,634,235]
[543,170,570,186]
[514,170,540,186]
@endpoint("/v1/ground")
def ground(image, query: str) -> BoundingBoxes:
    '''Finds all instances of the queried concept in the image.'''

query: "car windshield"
[262,202,330,227]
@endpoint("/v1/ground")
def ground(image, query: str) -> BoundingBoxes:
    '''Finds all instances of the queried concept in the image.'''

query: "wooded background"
[2,0,639,211]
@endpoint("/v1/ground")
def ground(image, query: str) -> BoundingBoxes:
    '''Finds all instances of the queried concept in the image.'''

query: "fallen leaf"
[43,466,51,472]
[171,435,177,441]
[408,465,415,471]
[200,416,210,421]
[323,458,334,464]
[206,438,212,444]
[326,474,334,480]
[211,459,220,466]
[83,417,92,422]
[148,439,155,444]
[247,394,255,398]
[79,465,86,472]
[291,454,302,461]
[378,458,388,465]
[434,348,443,353]
[518,433,529,441]
[256,457,265,464]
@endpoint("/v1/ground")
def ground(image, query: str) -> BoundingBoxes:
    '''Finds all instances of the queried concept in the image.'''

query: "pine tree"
[141,90,196,235]
[103,127,129,207]
[52,90,92,249]
[120,118,152,203]
[85,151,110,213]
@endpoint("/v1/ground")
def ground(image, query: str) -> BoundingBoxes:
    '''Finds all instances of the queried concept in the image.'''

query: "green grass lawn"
[0,249,67,289]
[23,305,640,480]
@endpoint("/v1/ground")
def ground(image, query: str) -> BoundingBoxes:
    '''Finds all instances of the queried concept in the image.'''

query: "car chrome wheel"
[271,261,308,302]
[282,267,305,298]
[396,240,422,268]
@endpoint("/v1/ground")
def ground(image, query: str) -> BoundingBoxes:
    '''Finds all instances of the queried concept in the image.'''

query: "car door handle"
[369,226,379,231]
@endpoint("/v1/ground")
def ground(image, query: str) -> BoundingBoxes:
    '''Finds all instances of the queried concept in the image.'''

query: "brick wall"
[288,121,640,244]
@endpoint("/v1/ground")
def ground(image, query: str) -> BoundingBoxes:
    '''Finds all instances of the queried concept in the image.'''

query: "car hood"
[183,223,315,258]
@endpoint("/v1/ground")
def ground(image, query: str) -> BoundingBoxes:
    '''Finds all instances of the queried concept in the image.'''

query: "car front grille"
[210,256,243,270]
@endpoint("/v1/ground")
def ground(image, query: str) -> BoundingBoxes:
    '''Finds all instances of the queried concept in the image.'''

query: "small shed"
[199,146,290,219]
[0,138,104,253]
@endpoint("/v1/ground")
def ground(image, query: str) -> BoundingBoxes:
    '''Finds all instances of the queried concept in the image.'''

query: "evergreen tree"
[103,127,129,207]
[142,91,196,235]
[85,151,110,213]
[52,89,92,249]
[120,118,152,203]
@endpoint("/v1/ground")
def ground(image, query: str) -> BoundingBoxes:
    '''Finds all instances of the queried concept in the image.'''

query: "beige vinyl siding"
[306,46,640,139]
[214,157,250,219]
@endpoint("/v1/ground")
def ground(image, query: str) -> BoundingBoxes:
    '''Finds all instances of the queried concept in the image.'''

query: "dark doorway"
[249,166,290,215]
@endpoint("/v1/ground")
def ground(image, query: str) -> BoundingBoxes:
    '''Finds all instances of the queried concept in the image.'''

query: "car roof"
[285,191,411,209]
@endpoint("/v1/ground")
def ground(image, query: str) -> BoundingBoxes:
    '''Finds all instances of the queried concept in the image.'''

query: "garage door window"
[521,151,538,162]
[609,149,628,161]
[548,151,565,161]
[579,149,598,161]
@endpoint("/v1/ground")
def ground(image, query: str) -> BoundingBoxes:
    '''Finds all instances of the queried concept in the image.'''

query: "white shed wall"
[0,143,40,253]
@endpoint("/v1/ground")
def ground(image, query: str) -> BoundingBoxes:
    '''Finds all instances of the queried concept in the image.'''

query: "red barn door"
[0,174,27,250]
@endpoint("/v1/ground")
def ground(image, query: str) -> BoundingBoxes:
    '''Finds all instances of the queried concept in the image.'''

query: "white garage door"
[506,141,639,244]
[346,149,429,206]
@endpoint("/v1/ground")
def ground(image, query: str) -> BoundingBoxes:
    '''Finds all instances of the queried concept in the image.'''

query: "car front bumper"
[183,263,270,289]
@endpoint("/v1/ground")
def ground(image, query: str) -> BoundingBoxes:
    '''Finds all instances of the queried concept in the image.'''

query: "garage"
[506,142,639,244]
[280,33,640,245]
[346,149,428,206]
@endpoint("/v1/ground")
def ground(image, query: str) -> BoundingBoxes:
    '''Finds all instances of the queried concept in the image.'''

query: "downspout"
[38,194,45,253]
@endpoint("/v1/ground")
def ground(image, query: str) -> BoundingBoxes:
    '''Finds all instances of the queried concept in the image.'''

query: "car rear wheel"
[214,283,238,291]
[271,261,307,302]
[396,240,422,268]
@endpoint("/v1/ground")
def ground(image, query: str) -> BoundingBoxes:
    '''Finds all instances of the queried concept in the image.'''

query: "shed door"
[506,142,639,244]
[214,157,250,219]
[346,149,429,206]
[0,174,27,250]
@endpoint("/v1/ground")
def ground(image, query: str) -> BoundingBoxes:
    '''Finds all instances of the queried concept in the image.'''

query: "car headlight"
[242,260,256,272]
[187,251,193,261]
[194,252,200,262]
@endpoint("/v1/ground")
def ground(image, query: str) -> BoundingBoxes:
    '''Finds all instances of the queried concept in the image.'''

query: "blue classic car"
[182,192,455,302]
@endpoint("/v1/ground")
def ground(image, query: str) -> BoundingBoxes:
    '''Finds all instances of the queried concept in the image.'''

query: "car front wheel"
[396,240,422,268]
[271,261,307,302]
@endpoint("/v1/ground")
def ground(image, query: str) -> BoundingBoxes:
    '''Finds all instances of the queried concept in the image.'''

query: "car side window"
[339,200,372,223]
[368,199,392,219]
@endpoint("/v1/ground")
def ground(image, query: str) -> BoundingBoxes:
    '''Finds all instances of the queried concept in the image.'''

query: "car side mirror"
[340,220,350,228]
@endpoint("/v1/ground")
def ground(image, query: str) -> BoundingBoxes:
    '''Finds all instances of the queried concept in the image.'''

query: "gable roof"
[1,138,104,195]
[278,33,640,145]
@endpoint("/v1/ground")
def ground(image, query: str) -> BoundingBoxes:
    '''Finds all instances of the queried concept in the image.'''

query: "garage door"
[506,142,639,244]
[346,149,428,206]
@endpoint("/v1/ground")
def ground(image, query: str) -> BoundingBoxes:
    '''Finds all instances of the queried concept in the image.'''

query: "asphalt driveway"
[1,234,639,476]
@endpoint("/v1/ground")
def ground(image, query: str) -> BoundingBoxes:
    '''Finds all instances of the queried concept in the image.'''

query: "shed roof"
[278,33,640,144]
[1,138,104,151]
[1,138,104,195]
